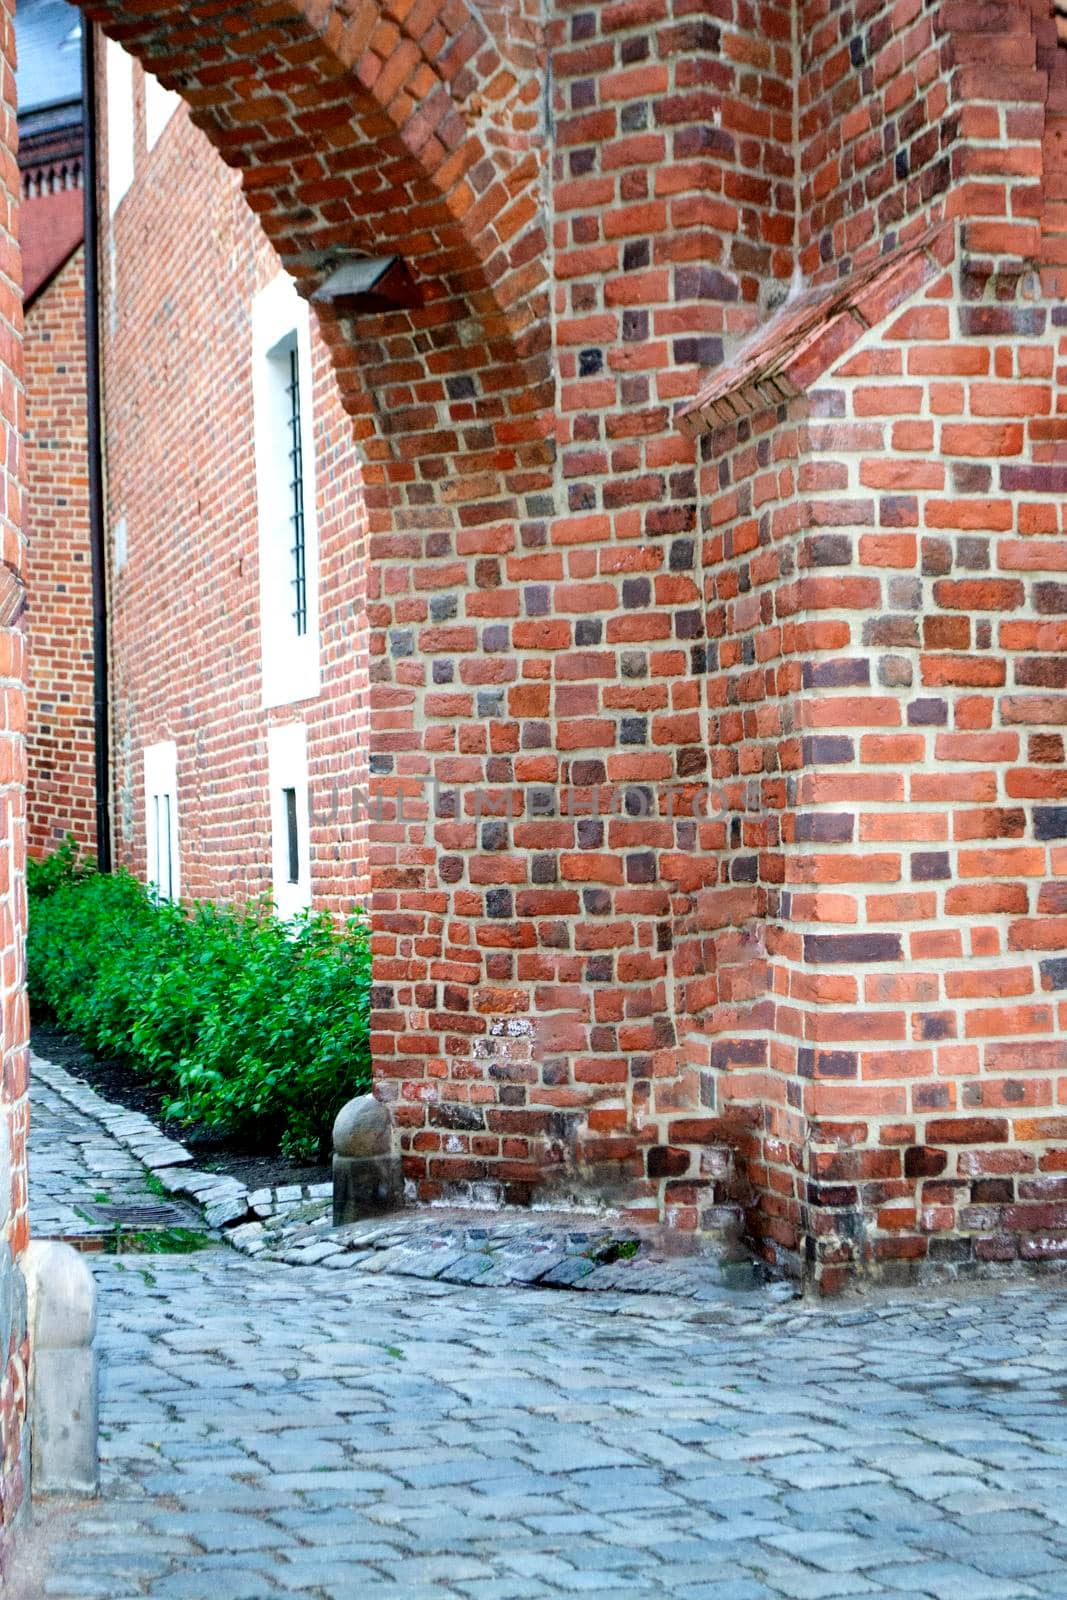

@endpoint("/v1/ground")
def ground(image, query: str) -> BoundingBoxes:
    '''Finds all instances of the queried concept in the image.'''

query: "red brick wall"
[686,149,1067,1291]
[674,400,806,1253]
[24,246,96,860]
[58,0,1067,1283]
[783,244,1067,1289]
[797,0,955,277]
[797,0,1064,288]
[102,80,371,918]
[0,0,30,1562]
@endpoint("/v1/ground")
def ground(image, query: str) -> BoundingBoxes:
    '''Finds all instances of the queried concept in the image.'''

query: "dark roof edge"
[24,234,83,313]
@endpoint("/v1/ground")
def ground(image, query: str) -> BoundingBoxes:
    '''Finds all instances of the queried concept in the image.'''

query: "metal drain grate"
[79,1203,190,1228]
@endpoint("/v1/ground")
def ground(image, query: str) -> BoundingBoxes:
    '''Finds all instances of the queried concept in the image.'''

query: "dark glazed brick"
[802,658,870,688]
[912,852,950,881]
[804,933,902,963]
[1034,582,1067,614]
[795,813,854,843]
[798,1048,858,1079]
[904,1147,947,1178]
[802,735,854,765]
[1034,808,1067,839]
[647,1146,690,1178]
[1040,957,1067,991]
[907,698,948,726]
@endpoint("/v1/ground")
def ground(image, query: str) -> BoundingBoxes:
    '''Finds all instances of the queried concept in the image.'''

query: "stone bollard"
[332,1095,403,1226]
[22,1240,99,1495]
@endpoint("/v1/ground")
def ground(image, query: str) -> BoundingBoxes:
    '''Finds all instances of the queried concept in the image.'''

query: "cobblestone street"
[28,1060,202,1243]
[14,1064,1067,1600]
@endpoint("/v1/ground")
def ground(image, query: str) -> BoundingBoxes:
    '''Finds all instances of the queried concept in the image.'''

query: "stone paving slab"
[239,1205,775,1301]
[28,1071,203,1242]
[30,1053,329,1236]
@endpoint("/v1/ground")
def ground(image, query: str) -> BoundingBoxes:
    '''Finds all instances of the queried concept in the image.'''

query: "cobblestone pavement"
[16,1255,1067,1600]
[16,1061,1067,1599]
[28,1061,202,1242]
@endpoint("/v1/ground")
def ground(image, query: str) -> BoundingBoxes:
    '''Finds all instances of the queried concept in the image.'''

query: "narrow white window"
[106,38,135,216]
[113,515,127,574]
[252,273,320,709]
[268,722,311,919]
[145,70,180,149]
[143,741,180,902]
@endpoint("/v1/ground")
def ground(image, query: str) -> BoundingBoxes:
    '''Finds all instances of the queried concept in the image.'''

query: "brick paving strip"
[14,1051,1067,1599]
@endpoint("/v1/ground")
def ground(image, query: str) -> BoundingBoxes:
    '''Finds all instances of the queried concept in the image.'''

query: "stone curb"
[31,1052,796,1306]
[30,1053,330,1234]
[238,1211,795,1306]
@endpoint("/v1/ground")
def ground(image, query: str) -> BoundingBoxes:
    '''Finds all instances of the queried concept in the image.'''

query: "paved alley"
[28,1060,202,1243]
[13,1064,1067,1600]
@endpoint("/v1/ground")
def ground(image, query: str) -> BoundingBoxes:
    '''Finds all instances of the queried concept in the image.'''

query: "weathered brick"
[20,0,1067,1307]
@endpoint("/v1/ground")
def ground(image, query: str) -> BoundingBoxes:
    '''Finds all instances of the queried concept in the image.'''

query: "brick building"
[97,41,371,918]
[0,0,40,1560]
[19,0,1067,1292]
[21,0,94,859]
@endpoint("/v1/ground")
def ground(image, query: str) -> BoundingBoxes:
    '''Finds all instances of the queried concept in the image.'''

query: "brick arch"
[80,0,548,351]
[79,1,556,556]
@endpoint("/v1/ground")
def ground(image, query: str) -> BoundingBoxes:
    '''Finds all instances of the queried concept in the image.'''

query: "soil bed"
[31,1021,331,1192]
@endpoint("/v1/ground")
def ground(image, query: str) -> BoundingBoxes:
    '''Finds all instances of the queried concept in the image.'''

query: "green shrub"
[28,863,372,1160]
[27,836,96,900]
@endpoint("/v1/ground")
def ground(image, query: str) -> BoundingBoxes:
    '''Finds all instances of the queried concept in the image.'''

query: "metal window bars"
[286,345,307,636]
[283,786,300,884]
[151,792,173,899]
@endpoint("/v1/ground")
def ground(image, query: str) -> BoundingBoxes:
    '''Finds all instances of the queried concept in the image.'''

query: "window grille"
[286,347,307,636]
[162,795,173,899]
[151,795,160,890]
[283,786,300,884]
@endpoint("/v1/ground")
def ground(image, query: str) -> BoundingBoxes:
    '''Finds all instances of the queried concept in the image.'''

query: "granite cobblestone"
[14,1056,1067,1598]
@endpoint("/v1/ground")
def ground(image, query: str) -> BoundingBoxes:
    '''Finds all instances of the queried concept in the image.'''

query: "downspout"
[82,21,111,872]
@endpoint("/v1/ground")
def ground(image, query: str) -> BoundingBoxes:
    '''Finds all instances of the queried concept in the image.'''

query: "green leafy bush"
[28,863,372,1159]
[27,836,96,900]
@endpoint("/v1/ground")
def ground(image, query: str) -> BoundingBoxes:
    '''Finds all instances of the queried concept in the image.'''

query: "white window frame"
[252,273,321,710]
[143,741,180,902]
[267,722,311,920]
[145,70,180,149]
[106,38,135,216]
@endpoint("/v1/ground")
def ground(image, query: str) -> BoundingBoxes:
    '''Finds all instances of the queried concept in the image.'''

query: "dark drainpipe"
[82,20,112,871]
